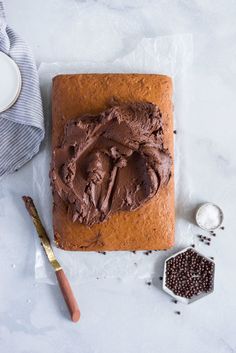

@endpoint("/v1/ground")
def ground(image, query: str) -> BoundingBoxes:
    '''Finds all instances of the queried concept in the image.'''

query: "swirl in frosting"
[51,102,172,226]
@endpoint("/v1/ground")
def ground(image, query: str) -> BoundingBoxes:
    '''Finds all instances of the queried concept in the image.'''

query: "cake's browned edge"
[51,73,175,251]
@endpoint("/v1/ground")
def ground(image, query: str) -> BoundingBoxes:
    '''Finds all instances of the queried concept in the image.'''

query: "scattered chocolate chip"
[172,299,178,304]
[144,251,150,255]
[220,226,225,230]
[210,257,214,260]
[132,251,136,254]
[191,244,195,248]
[200,239,204,242]
[198,234,203,238]
[173,130,177,134]
[206,242,210,246]
[175,311,181,315]
[203,236,206,239]
[148,250,152,254]
[146,281,152,286]
[98,251,106,255]
[159,276,163,281]
[207,238,211,241]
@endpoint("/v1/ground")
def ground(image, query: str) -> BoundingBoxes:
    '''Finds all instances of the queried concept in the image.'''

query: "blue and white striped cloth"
[0,1,44,177]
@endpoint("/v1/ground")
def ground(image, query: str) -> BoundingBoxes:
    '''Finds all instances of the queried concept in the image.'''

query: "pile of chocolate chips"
[165,248,215,299]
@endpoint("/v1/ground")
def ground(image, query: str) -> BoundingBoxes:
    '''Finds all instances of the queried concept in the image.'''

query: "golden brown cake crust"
[52,73,175,251]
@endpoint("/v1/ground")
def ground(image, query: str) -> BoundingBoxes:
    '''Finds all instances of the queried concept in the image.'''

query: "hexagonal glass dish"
[163,247,215,304]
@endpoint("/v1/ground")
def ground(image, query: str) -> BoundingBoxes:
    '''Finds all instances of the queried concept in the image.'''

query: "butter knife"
[22,196,80,323]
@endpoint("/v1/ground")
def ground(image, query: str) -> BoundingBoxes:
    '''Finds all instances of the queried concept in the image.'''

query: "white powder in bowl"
[196,203,223,230]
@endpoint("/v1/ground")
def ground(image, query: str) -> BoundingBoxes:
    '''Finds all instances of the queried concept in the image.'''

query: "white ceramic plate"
[0,52,22,113]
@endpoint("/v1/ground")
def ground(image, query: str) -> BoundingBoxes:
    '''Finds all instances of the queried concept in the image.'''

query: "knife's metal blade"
[23,196,61,272]
[33,217,61,271]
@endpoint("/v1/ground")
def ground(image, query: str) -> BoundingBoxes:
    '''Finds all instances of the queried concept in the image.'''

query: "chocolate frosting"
[51,102,172,226]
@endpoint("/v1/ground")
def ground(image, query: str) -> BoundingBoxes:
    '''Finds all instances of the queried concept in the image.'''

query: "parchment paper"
[32,34,193,284]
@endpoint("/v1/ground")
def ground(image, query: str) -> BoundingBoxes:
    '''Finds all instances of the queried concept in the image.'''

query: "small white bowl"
[0,52,22,113]
[163,247,215,304]
[195,202,224,231]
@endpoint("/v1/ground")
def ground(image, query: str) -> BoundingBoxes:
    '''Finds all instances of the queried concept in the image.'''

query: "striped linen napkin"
[0,1,44,177]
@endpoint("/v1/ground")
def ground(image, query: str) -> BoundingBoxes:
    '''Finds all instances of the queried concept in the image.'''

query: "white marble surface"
[1,1,236,352]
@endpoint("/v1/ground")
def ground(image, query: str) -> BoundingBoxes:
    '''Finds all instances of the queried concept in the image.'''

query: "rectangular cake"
[51,73,175,251]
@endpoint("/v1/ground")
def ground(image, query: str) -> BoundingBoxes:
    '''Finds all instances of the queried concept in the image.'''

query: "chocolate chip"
[175,311,181,315]
[132,251,136,254]
[98,251,106,255]
[165,248,215,299]
[146,281,152,286]
[191,244,195,248]
[144,251,150,255]
[220,226,225,230]
[173,130,177,134]
[159,276,163,281]
[173,299,178,304]
[206,242,210,246]
[210,257,214,260]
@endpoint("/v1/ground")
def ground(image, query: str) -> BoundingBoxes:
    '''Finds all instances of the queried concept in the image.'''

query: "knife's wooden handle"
[56,269,80,323]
